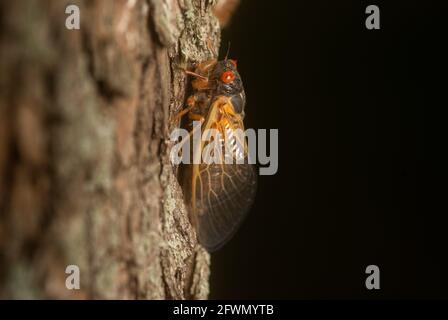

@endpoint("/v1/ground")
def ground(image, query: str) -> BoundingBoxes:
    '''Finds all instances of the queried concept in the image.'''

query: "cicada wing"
[180,95,257,251]
[192,162,257,252]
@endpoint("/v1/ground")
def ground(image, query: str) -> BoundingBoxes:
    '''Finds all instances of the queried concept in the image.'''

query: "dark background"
[211,0,448,299]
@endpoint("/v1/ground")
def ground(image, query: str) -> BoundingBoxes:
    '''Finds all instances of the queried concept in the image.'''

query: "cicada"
[176,58,257,252]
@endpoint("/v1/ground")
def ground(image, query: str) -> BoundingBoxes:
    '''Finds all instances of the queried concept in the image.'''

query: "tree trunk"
[0,0,222,299]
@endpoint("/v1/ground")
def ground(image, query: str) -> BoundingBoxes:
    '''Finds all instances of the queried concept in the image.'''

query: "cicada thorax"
[179,58,257,252]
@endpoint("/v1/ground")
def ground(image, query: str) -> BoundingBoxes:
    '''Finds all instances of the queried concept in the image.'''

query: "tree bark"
[0,0,222,299]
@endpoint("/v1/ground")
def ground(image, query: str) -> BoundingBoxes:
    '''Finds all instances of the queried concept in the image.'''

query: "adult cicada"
[175,58,257,252]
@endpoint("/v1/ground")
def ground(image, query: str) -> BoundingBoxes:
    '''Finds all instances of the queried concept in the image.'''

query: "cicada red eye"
[229,59,237,67]
[220,70,235,84]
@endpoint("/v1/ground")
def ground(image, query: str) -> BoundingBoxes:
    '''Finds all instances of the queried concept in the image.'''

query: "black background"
[211,0,448,299]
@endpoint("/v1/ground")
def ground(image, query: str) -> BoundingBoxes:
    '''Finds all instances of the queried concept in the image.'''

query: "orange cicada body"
[177,58,257,252]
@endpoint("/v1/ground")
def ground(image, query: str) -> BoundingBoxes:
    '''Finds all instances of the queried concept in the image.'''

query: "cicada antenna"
[225,41,231,60]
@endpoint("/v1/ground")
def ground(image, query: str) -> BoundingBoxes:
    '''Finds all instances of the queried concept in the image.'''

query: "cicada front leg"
[181,59,218,90]
[194,59,218,75]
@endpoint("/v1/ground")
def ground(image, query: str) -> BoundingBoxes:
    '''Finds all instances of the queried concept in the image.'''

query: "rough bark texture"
[0,0,222,299]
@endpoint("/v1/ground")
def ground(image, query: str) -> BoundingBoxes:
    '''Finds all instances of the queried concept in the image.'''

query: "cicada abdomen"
[178,58,257,252]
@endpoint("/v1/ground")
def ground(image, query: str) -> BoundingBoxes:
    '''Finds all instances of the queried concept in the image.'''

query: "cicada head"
[212,59,246,115]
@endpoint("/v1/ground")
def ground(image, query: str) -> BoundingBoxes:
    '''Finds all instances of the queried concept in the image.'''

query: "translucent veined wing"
[181,97,257,252]
[192,161,257,251]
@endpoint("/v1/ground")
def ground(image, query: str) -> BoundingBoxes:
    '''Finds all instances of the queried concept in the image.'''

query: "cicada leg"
[188,112,205,122]
[170,95,197,125]
[195,59,218,74]
[184,70,208,81]
[179,59,218,90]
